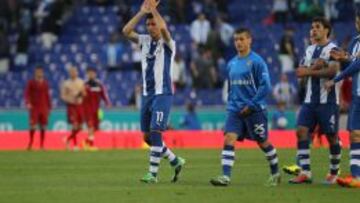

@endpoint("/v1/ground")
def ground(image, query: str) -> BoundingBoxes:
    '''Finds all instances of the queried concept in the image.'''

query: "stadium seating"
[0,1,356,108]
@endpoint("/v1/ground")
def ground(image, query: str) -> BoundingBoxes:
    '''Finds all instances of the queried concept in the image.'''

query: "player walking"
[61,67,86,150]
[289,17,341,184]
[210,28,280,187]
[324,12,360,188]
[122,0,185,183]
[83,67,111,151]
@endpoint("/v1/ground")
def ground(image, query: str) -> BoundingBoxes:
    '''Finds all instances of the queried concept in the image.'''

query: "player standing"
[24,66,51,150]
[61,67,86,150]
[83,67,111,151]
[210,28,280,187]
[289,17,342,184]
[122,0,185,183]
[324,12,360,188]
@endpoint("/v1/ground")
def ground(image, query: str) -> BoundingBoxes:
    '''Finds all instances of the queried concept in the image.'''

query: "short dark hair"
[312,17,332,37]
[234,27,252,37]
[86,67,96,72]
[146,13,154,20]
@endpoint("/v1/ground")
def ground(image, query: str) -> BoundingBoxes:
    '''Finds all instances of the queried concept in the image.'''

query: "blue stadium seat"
[2,1,356,108]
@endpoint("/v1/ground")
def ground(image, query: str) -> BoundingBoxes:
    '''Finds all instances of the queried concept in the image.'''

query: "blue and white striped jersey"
[302,42,340,104]
[138,34,176,96]
[347,35,360,100]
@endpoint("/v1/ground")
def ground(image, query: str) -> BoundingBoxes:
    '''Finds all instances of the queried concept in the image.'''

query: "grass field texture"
[0,149,359,203]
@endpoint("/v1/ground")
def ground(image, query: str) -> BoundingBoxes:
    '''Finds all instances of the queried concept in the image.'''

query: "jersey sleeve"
[340,38,358,70]
[334,58,360,83]
[249,59,271,109]
[326,44,339,63]
[164,38,176,52]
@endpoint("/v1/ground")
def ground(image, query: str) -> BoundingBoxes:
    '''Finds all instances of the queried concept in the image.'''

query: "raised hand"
[140,0,159,13]
[148,0,160,10]
[140,0,151,14]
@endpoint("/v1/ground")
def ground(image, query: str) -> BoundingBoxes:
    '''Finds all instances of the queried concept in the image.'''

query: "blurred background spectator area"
[0,0,356,111]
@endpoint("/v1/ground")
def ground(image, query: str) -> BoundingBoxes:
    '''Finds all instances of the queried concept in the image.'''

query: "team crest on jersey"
[246,60,253,67]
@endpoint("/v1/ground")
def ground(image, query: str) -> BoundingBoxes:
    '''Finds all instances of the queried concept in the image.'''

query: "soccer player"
[282,31,318,176]
[324,12,360,188]
[60,67,86,150]
[289,17,341,184]
[24,66,51,150]
[122,0,185,183]
[83,67,111,150]
[210,28,280,187]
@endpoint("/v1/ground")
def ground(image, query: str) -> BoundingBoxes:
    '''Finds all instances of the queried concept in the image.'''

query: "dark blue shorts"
[224,110,268,143]
[348,102,360,131]
[140,95,172,132]
[297,103,339,134]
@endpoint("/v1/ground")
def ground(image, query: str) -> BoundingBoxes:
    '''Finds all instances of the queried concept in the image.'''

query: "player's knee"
[296,127,308,141]
[224,133,237,146]
[143,132,151,145]
[350,130,360,142]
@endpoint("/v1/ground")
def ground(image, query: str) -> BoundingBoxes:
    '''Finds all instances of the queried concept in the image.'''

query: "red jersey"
[83,79,110,113]
[24,79,51,111]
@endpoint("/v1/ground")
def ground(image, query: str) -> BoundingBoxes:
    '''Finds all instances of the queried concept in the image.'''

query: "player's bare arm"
[122,0,152,43]
[310,60,339,78]
[296,61,339,78]
[149,0,172,43]
[330,49,351,62]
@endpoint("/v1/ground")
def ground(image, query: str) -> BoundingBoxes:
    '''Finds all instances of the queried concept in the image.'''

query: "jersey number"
[254,124,265,136]
[156,111,164,125]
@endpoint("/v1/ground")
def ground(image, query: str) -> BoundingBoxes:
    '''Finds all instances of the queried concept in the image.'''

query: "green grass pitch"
[0,149,359,203]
